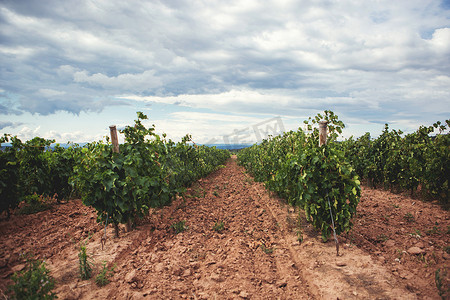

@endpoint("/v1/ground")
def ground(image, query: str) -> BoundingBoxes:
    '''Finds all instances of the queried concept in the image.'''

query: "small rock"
[149,253,158,262]
[190,262,200,270]
[172,267,183,276]
[68,212,80,218]
[11,264,25,273]
[414,241,425,248]
[407,247,424,255]
[303,241,314,247]
[239,291,249,299]
[4,240,13,249]
[378,256,386,263]
[182,269,191,277]
[0,259,7,269]
[336,260,347,267]
[406,282,416,292]
[400,271,414,280]
[206,260,217,266]
[385,240,395,247]
[278,280,287,288]
[289,208,295,213]
[210,273,225,282]
[154,263,165,273]
[125,269,137,283]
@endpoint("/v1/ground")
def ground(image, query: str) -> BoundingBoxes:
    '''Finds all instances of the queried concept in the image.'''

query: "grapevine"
[238,111,360,241]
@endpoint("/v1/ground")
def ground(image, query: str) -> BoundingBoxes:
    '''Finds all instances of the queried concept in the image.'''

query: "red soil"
[0,156,448,299]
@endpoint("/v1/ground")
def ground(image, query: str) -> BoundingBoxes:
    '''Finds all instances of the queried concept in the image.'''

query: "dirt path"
[0,156,448,299]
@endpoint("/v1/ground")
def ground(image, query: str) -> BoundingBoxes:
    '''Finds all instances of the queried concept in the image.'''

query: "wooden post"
[109,125,120,237]
[110,125,133,233]
[319,121,328,147]
[109,125,119,153]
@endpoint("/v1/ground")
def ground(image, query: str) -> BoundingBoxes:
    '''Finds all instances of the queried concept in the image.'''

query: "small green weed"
[260,243,274,254]
[244,177,253,185]
[418,253,430,267]
[377,234,389,242]
[213,221,225,233]
[296,213,303,243]
[78,243,93,280]
[285,214,297,230]
[410,229,422,238]
[296,227,303,243]
[213,191,219,197]
[435,268,449,299]
[191,187,205,198]
[426,226,441,235]
[17,194,55,215]
[95,261,116,287]
[396,249,405,260]
[171,220,188,234]
[404,212,415,223]
[8,254,57,300]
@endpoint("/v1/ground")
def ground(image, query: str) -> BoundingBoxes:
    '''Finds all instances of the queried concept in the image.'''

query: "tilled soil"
[0,156,448,299]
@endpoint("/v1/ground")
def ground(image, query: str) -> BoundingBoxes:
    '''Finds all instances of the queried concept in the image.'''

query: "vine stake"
[109,125,121,237]
[320,120,339,256]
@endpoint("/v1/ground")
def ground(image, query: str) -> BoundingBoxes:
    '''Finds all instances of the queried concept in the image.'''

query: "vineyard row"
[237,111,449,241]
[0,112,230,235]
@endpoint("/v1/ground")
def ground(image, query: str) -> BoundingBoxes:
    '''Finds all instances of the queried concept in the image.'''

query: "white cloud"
[38,88,66,97]
[1,0,449,142]
[45,130,103,143]
[149,111,286,144]
[0,45,36,57]
[17,126,41,141]
[121,89,282,105]
[429,27,450,52]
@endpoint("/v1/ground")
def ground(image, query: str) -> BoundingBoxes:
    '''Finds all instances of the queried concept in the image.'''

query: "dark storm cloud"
[0,120,22,130]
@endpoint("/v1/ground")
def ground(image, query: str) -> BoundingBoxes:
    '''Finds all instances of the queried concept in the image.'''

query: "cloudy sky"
[1,0,449,145]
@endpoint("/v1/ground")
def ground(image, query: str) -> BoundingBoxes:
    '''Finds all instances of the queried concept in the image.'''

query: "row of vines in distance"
[237,111,449,241]
[340,121,449,204]
[0,112,230,235]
